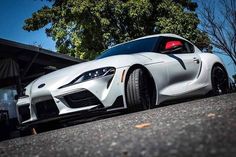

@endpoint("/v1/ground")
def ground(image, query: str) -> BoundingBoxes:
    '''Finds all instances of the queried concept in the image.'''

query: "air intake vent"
[64,90,102,108]
[18,104,30,122]
[35,99,59,119]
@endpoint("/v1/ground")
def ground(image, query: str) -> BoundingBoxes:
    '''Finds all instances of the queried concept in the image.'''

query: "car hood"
[26,54,152,93]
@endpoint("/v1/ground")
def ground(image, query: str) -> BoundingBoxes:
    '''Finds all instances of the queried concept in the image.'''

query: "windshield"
[97,37,158,59]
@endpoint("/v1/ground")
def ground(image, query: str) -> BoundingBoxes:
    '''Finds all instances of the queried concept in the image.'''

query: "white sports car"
[16,34,228,125]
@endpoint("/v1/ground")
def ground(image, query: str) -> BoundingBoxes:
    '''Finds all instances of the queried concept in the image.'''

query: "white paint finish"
[16,34,226,124]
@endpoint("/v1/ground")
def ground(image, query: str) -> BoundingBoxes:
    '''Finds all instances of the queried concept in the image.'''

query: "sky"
[0,0,235,78]
[0,0,55,51]
[193,0,236,78]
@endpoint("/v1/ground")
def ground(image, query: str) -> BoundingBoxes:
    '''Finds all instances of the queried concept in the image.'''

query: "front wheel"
[125,68,155,111]
[211,65,228,95]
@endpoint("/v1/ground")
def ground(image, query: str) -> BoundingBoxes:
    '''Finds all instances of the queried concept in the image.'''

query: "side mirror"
[162,40,183,53]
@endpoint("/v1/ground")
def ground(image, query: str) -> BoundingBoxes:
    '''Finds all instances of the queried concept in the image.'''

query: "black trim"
[18,105,108,129]
[35,99,59,119]
[107,96,124,109]
[18,96,126,129]
[64,90,103,108]
[18,104,30,122]
[197,61,202,78]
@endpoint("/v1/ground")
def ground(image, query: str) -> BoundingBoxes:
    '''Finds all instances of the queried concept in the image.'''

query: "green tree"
[200,0,236,65]
[24,0,210,60]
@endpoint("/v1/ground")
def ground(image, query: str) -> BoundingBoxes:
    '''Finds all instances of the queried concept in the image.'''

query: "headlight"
[59,67,116,88]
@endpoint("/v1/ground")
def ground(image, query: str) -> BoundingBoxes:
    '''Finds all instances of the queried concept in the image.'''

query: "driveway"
[0,93,236,157]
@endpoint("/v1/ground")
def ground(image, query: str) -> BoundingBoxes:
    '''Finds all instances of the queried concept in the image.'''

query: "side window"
[159,37,184,54]
[184,41,195,53]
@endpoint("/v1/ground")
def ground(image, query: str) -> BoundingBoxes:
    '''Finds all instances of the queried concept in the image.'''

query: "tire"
[126,68,154,111]
[211,65,228,95]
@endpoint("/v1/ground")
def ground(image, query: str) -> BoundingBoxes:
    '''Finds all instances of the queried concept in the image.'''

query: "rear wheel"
[211,65,228,95]
[126,68,155,111]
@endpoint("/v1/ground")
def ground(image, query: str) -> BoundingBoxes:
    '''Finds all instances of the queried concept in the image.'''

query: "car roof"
[110,34,189,49]
[136,33,185,40]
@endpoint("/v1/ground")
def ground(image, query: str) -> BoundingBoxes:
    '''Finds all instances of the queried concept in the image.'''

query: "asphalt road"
[0,93,236,157]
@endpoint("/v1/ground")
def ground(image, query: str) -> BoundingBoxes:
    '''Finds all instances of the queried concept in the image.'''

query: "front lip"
[20,105,107,127]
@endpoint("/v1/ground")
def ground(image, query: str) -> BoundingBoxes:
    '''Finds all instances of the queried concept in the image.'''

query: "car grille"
[64,90,102,108]
[35,99,59,119]
[18,104,30,122]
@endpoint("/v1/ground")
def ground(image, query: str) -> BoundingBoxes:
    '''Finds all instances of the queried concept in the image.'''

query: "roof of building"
[0,38,82,67]
[0,38,82,87]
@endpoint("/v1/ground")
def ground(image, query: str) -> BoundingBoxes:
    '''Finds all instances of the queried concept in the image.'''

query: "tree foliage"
[24,0,210,60]
[200,0,236,65]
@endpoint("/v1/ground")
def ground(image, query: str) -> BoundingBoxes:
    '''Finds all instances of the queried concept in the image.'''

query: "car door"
[159,37,201,93]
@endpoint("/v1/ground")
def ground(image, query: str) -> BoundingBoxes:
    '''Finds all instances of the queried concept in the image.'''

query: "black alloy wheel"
[211,66,228,95]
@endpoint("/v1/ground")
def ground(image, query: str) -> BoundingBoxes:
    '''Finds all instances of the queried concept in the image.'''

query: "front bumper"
[16,67,128,124]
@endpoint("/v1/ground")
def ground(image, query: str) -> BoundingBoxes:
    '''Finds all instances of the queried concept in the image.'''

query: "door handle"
[193,58,200,64]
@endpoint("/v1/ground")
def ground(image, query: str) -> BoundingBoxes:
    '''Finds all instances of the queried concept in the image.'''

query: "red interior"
[165,40,183,50]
